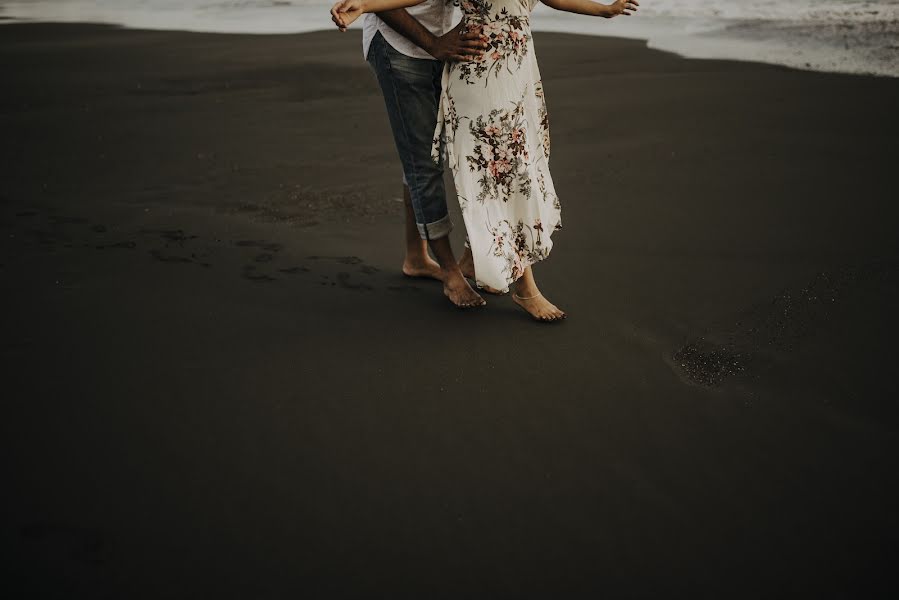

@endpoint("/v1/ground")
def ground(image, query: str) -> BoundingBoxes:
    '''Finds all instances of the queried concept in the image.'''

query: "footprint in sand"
[149,249,210,267]
[307,255,363,265]
[96,240,136,250]
[236,240,283,252]
[242,265,276,282]
[279,266,309,274]
[336,271,373,291]
[49,215,88,225]
[232,241,284,280]
[140,228,198,245]
[306,256,385,291]
[149,249,192,263]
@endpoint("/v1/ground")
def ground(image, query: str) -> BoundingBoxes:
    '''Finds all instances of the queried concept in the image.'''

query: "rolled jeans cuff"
[418,213,453,241]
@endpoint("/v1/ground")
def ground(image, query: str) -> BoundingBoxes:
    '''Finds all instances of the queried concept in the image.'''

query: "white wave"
[2,1,897,76]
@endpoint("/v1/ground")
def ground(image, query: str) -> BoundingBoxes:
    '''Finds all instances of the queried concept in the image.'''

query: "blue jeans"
[367,31,452,240]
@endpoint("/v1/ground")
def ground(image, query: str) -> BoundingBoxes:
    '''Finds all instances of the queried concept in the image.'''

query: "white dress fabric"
[433,0,562,292]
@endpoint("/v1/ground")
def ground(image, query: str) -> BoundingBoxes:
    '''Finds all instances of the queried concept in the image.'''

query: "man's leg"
[400,183,442,280]
[458,240,504,295]
[458,244,476,282]
[367,32,483,307]
[428,234,483,308]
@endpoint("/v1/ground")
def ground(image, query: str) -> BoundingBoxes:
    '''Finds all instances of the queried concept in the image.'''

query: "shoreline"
[3,23,898,597]
[1,8,898,78]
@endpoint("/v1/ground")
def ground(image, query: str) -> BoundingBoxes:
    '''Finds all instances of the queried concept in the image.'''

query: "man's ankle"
[404,254,430,266]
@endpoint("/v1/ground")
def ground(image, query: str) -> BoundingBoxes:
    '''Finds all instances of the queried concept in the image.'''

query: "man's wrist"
[375,9,437,54]
[420,30,439,54]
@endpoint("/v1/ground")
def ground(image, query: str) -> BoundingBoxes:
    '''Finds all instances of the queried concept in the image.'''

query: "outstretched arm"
[540,0,639,18]
[330,0,426,30]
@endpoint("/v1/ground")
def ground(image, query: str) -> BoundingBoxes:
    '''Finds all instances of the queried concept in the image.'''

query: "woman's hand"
[605,0,639,18]
[330,0,365,32]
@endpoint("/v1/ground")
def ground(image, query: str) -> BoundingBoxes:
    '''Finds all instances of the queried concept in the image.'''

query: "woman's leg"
[512,265,566,322]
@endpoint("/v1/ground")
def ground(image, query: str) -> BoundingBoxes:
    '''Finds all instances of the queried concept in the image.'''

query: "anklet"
[513,292,542,301]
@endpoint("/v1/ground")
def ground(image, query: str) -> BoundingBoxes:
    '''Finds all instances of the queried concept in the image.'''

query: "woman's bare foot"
[402,255,443,281]
[443,269,486,308]
[459,248,506,295]
[511,266,565,322]
[512,292,566,322]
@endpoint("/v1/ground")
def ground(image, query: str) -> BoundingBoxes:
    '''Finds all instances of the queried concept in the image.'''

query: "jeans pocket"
[383,40,437,83]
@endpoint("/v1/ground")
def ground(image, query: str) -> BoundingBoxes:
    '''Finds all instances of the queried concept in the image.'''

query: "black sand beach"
[2,23,899,597]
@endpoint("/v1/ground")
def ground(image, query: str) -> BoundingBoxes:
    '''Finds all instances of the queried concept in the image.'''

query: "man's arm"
[377,9,486,62]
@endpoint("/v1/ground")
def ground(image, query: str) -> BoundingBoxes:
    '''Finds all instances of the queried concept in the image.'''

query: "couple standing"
[331,0,639,321]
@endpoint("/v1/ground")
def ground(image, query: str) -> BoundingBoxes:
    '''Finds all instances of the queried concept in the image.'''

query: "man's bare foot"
[459,249,505,295]
[402,256,443,281]
[443,269,486,308]
[512,291,566,322]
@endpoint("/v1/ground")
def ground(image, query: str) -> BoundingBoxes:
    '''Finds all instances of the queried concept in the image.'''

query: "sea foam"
[2,0,897,76]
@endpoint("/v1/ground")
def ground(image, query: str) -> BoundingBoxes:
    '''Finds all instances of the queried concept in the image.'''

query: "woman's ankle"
[513,283,540,299]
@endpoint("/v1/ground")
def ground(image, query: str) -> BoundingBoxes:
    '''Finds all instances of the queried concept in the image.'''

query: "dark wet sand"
[2,23,898,598]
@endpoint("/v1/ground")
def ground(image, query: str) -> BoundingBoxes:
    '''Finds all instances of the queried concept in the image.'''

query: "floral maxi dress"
[433,0,561,292]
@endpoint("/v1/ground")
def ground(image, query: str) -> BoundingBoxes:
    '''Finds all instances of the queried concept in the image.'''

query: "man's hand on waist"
[427,21,488,63]
[377,9,487,62]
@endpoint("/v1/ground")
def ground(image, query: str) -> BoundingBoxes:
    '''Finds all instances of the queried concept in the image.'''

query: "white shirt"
[362,1,455,60]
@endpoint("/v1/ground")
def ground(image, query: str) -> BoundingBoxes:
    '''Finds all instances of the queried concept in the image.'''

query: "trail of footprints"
[7,208,421,293]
